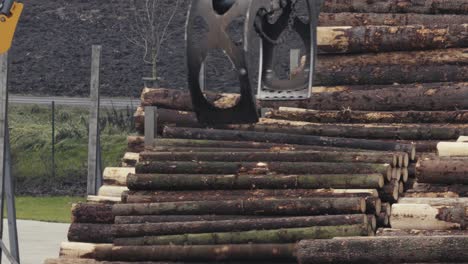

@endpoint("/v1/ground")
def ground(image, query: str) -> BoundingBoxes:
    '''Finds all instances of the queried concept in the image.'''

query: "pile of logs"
[46,1,468,263]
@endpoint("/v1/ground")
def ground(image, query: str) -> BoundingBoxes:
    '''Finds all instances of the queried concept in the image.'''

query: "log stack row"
[47,1,468,263]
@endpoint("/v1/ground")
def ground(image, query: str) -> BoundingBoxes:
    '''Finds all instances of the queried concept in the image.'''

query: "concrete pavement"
[1,220,69,264]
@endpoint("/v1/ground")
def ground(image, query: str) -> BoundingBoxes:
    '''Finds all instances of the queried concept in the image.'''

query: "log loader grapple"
[186,0,323,124]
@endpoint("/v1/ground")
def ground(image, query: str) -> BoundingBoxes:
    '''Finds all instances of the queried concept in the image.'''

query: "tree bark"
[122,189,379,204]
[129,136,403,156]
[296,236,468,264]
[68,223,113,243]
[267,107,468,124]
[317,24,468,54]
[126,173,385,191]
[139,150,401,167]
[376,212,389,228]
[226,118,468,140]
[113,225,369,246]
[261,82,468,111]
[437,142,468,157]
[71,203,114,224]
[318,12,468,26]
[96,244,297,262]
[405,183,468,197]
[113,197,366,216]
[134,107,201,134]
[114,215,269,225]
[135,161,392,180]
[112,215,368,238]
[162,127,416,159]
[391,203,467,230]
[142,82,468,112]
[366,197,381,216]
[44,259,192,264]
[416,157,468,184]
[378,180,400,203]
[321,0,468,14]
[376,228,468,236]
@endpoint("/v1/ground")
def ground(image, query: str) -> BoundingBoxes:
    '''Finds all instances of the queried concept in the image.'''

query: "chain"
[287,0,298,30]
[255,0,300,45]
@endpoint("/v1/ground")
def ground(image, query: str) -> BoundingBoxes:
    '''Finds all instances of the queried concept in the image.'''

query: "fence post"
[87,45,102,196]
[0,52,20,264]
[144,106,157,149]
[51,101,55,179]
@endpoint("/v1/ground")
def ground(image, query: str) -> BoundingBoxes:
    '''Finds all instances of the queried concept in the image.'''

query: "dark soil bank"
[10,0,192,97]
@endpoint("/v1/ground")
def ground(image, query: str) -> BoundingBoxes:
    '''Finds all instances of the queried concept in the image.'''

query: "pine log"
[59,242,296,262]
[227,118,468,141]
[113,198,366,216]
[391,203,467,230]
[381,203,391,216]
[122,189,379,204]
[321,0,468,14]
[121,152,139,167]
[113,215,369,237]
[45,259,291,264]
[398,197,468,206]
[459,136,468,142]
[318,12,468,26]
[376,228,468,236]
[366,197,382,216]
[71,203,114,224]
[130,137,403,158]
[297,236,468,264]
[68,223,113,243]
[318,24,468,54]
[163,127,416,159]
[139,150,400,167]
[261,82,468,111]
[407,183,468,197]
[135,161,393,180]
[438,142,468,157]
[267,107,468,124]
[377,212,390,227]
[379,180,399,203]
[115,215,273,225]
[143,82,468,112]
[127,173,385,191]
[398,181,404,195]
[87,195,121,204]
[103,167,135,186]
[140,88,236,111]
[134,107,201,134]
[318,48,468,86]
[97,244,296,262]
[113,225,370,246]
[367,215,377,231]
[98,186,128,198]
[59,242,112,259]
[416,157,468,184]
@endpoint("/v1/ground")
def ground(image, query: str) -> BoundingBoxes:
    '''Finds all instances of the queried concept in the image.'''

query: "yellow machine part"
[0,2,23,54]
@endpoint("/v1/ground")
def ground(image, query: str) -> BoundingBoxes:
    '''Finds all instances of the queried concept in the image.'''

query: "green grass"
[8,104,135,195]
[8,196,86,223]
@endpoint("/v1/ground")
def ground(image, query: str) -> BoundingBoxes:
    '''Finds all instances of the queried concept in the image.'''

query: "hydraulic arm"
[0,0,23,54]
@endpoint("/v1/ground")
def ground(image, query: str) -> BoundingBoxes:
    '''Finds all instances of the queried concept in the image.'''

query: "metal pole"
[144,106,157,149]
[51,101,55,179]
[0,52,20,264]
[87,45,102,196]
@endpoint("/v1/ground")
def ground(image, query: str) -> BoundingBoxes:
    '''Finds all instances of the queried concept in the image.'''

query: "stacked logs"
[48,1,468,263]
